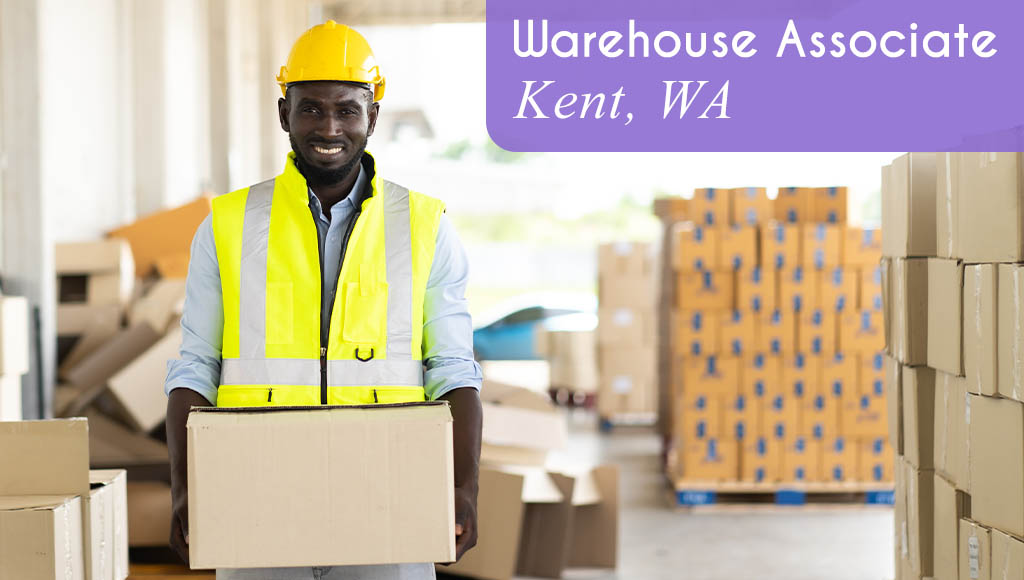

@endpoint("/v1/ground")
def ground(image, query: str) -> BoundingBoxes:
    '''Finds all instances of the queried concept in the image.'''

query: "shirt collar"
[307,162,368,216]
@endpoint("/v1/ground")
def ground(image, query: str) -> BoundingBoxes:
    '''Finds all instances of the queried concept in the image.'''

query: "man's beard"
[290,134,367,188]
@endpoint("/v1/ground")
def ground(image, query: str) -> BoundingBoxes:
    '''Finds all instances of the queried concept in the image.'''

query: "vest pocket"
[266,281,294,345]
[341,281,388,344]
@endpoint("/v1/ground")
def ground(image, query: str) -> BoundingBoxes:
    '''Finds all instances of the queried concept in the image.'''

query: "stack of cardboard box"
[0,292,29,420]
[596,242,658,423]
[887,152,1024,580]
[536,327,598,397]
[0,418,128,580]
[655,186,890,485]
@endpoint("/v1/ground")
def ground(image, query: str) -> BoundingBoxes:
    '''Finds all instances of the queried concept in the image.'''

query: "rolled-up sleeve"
[422,214,483,400]
[164,214,222,405]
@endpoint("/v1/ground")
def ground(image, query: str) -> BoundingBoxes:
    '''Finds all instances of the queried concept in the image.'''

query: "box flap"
[496,467,563,503]
[87,411,168,468]
[0,495,79,511]
[443,468,526,580]
[482,402,567,452]
[481,379,555,412]
[108,327,183,431]
[0,418,90,496]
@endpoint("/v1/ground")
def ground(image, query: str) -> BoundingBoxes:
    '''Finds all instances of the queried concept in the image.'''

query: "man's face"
[278,81,379,185]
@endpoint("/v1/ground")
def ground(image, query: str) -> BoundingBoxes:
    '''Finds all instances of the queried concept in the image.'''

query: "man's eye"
[302,107,319,114]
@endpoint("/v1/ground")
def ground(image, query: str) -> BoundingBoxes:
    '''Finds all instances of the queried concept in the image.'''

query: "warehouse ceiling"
[323,0,485,25]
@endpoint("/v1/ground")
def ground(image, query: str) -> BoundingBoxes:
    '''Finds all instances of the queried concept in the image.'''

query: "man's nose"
[322,114,344,138]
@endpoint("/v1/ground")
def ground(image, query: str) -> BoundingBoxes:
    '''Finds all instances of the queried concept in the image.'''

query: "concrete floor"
[549,410,896,580]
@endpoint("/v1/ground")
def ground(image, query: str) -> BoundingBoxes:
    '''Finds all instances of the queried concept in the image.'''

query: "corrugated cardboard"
[964,264,998,396]
[933,372,969,489]
[736,266,776,315]
[85,478,114,580]
[779,266,819,314]
[444,468,529,580]
[676,390,724,441]
[881,258,893,353]
[820,267,858,314]
[903,366,936,470]
[774,187,812,224]
[720,226,758,271]
[724,387,759,443]
[991,529,1024,580]
[676,270,733,311]
[860,352,885,397]
[859,265,883,312]
[0,418,90,497]
[960,520,991,580]
[57,304,122,338]
[719,310,757,356]
[821,436,857,482]
[822,351,858,407]
[86,411,169,469]
[90,470,129,580]
[0,295,30,376]
[599,275,656,309]
[55,239,134,276]
[885,355,903,455]
[564,465,619,570]
[892,258,929,365]
[858,437,894,483]
[803,388,839,442]
[759,309,796,355]
[653,197,690,222]
[968,394,1024,538]
[845,227,883,268]
[740,436,781,483]
[804,224,843,270]
[0,495,85,580]
[125,481,172,548]
[128,279,186,335]
[840,309,885,354]
[673,310,720,356]
[107,327,182,432]
[781,436,821,482]
[762,221,802,270]
[842,383,887,439]
[957,152,1024,262]
[730,187,771,226]
[676,437,739,482]
[58,317,122,382]
[672,223,720,272]
[107,196,212,277]
[998,264,1024,402]
[481,382,568,465]
[895,459,908,571]
[540,330,598,393]
[691,187,731,227]
[599,242,655,280]
[781,353,817,436]
[598,306,654,347]
[936,152,960,259]
[933,474,967,580]
[598,346,657,417]
[927,258,964,376]
[905,463,935,577]
[56,271,133,309]
[0,375,22,421]
[810,186,848,224]
[741,353,779,410]
[187,403,456,569]
[882,153,937,258]
[799,309,835,356]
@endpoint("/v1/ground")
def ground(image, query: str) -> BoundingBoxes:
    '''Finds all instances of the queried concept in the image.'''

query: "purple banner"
[485,0,1024,151]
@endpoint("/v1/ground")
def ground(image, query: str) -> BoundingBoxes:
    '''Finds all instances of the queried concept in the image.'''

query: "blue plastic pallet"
[675,487,895,506]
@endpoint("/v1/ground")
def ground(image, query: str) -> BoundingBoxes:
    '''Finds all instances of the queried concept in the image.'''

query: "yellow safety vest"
[211,152,445,407]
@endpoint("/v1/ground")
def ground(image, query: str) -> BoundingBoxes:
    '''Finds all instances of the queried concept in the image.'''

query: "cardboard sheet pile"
[52,196,210,550]
[654,186,889,485]
[884,152,1024,580]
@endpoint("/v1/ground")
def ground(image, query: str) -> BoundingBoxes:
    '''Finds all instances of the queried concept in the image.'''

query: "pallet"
[599,412,657,432]
[672,480,895,506]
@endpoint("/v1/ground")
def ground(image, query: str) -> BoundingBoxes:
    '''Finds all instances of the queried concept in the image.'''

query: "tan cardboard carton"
[881,257,893,353]
[933,474,968,580]
[840,309,885,355]
[673,310,720,357]
[598,346,657,417]
[991,529,1024,580]
[676,270,733,311]
[539,330,598,393]
[90,470,129,580]
[187,404,456,569]
[598,306,655,347]
[905,463,935,577]
[936,152,960,259]
[653,196,689,221]
[798,308,835,356]
[730,187,771,226]
[804,224,843,270]
[675,390,724,441]
[774,187,812,224]
[820,436,857,482]
[964,264,998,396]
[780,436,821,483]
[0,495,85,580]
[57,303,122,337]
[933,372,970,490]
[107,196,212,277]
[892,258,929,365]
[822,351,858,410]
[128,279,187,335]
[736,266,777,314]
[55,238,134,276]
[675,437,739,482]
[858,437,894,483]
[958,152,1024,262]
[0,295,30,376]
[691,187,731,227]
[480,380,568,467]
[895,458,907,570]
[672,223,720,272]
[759,309,796,356]
[997,264,1024,402]
[779,266,819,315]
[810,187,848,225]
[762,221,802,270]
[960,520,991,580]
[741,353,779,416]
[882,153,937,258]
[926,258,964,376]
[740,435,781,483]
[845,227,883,268]
[969,394,1024,538]
[903,366,936,469]
[860,264,883,312]
[885,355,903,454]
[0,375,21,421]
[720,225,758,271]
[58,316,122,381]
[107,328,183,432]
[719,310,758,356]
[820,267,858,314]
[841,381,887,439]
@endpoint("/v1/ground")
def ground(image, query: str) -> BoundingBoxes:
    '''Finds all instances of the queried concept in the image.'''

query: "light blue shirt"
[164,162,482,404]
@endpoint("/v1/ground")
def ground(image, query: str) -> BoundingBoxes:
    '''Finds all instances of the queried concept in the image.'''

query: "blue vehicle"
[472,293,597,361]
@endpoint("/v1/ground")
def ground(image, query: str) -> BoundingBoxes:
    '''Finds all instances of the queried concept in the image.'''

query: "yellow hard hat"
[276,20,385,101]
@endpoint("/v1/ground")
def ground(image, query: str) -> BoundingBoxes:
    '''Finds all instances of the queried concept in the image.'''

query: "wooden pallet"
[129,563,213,579]
[672,480,895,506]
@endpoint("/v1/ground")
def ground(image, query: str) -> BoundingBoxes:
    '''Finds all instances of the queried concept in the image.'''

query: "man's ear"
[366,102,380,137]
[278,97,290,132]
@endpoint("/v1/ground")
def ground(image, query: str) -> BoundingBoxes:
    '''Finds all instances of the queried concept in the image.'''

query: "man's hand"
[169,493,190,564]
[166,388,212,566]
[453,483,479,561]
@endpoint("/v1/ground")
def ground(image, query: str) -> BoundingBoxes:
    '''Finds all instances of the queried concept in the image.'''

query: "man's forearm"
[167,389,213,499]
[439,387,482,491]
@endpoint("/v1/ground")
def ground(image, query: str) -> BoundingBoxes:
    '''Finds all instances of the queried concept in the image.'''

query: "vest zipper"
[320,346,328,404]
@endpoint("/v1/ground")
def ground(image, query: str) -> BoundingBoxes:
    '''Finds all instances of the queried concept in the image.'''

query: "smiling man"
[163,21,483,580]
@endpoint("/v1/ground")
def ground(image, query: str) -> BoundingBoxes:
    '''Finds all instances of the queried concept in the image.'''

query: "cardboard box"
[842,384,887,439]
[927,258,964,376]
[740,436,781,483]
[845,227,883,268]
[55,238,134,277]
[804,224,843,270]
[736,266,776,314]
[859,265,883,312]
[885,355,903,455]
[892,258,929,364]
[653,196,690,222]
[86,411,169,470]
[779,266,819,314]
[958,152,1024,262]
[960,520,991,580]
[969,394,1024,538]
[741,353,779,407]
[964,264,998,397]
[905,463,935,577]
[58,316,122,382]
[821,436,857,482]
[107,196,212,277]
[90,470,129,580]
[672,223,720,272]
[991,529,1024,580]
[933,474,967,580]
[781,436,821,482]
[0,495,85,580]
[540,330,598,392]
[799,309,836,356]
[882,153,937,258]
[774,187,812,224]
[820,267,858,314]
[841,310,885,355]
[822,351,858,401]
[933,372,969,489]
[765,391,800,443]
[861,351,885,397]
[0,295,30,376]
[803,387,839,442]
[598,307,654,347]
[936,152,960,259]
[57,270,134,309]
[676,270,733,311]
[599,275,656,309]
[106,328,182,432]
[679,355,739,396]
[676,390,724,441]
[720,226,758,271]
[57,303,122,337]
[881,258,893,353]
[598,346,657,417]
[719,310,757,356]
[761,222,802,270]
[859,437,894,483]
[691,187,730,227]
[125,481,172,548]
[895,460,907,571]
[0,375,22,421]
[759,309,796,355]
[724,387,759,442]
[676,437,739,482]
[674,310,720,356]
[810,186,848,224]
[998,264,1024,402]
[128,279,187,335]
[903,366,936,470]
[187,403,456,568]
[480,380,568,467]
[730,187,771,226]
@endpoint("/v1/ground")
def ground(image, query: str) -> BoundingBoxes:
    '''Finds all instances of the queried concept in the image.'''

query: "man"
[164,21,483,580]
